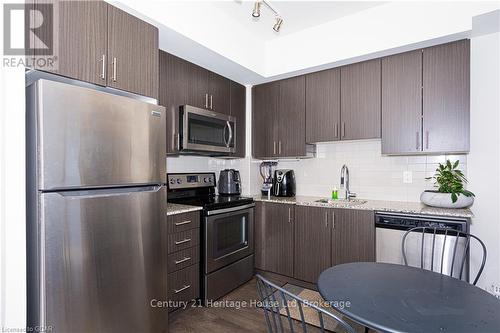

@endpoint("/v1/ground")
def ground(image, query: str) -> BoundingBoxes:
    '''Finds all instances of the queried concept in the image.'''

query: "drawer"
[167,246,200,273]
[167,211,200,234]
[167,229,200,254]
[167,264,199,311]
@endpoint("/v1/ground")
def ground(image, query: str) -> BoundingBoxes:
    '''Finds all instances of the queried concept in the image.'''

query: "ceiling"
[211,1,386,40]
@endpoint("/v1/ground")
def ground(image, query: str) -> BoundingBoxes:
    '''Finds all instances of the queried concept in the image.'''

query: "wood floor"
[168,278,324,333]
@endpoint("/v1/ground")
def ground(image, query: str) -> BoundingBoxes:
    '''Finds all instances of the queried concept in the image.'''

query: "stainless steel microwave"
[179,105,236,154]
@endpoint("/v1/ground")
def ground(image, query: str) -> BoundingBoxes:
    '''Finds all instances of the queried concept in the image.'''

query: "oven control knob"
[204,177,209,183]
[169,179,175,184]
[176,179,182,184]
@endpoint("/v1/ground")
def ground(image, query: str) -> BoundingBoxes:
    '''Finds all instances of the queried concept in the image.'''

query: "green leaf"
[451,192,458,203]
[453,160,459,169]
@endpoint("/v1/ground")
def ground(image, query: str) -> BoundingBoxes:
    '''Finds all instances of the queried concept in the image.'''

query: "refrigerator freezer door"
[33,79,166,190]
[36,186,167,332]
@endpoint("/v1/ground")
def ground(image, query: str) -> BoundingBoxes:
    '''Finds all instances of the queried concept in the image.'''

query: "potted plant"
[421,160,475,209]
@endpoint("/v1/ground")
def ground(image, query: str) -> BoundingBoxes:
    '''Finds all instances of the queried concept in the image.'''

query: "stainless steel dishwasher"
[375,212,470,282]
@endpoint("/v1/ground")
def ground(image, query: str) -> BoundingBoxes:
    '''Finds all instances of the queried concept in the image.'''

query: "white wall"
[468,10,500,293]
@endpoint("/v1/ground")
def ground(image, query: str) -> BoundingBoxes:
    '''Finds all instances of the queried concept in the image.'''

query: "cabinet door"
[332,209,375,265]
[382,50,423,154]
[423,40,470,153]
[33,0,107,85]
[340,59,381,140]
[255,202,294,277]
[294,206,331,283]
[107,5,158,99]
[209,72,231,115]
[252,82,279,159]
[230,81,246,157]
[306,69,341,143]
[279,76,306,157]
[186,63,210,109]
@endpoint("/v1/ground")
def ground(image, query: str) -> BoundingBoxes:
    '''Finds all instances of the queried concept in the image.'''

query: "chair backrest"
[401,226,487,285]
[255,274,357,333]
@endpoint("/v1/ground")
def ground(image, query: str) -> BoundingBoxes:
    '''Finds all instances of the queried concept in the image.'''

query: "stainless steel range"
[167,172,255,302]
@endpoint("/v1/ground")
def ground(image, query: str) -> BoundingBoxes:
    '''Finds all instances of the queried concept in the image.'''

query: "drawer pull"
[175,220,192,226]
[174,238,192,245]
[174,257,192,265]
[174,284,191,294]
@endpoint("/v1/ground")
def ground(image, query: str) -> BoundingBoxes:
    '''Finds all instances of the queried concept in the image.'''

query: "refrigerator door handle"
[54,185,164,198]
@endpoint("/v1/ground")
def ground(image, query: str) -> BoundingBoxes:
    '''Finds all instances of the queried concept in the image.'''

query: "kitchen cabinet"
[382,50,423,154]
[107,5,158,99]
[306,68,341,143]
[252,76,307,159]
[294,206,332,283]
[423,40,470,153]
[230,81,246,157]
[254,202,294,277]
[340,59,381,140]
[252,82,279,159]
[382,40,470,154]
[331,209,375,265]
[31,1,158,99]
[209,72,231,115]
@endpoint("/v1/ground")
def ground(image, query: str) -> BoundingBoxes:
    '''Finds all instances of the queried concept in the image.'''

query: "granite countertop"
[166,203,203,216]
[252,195,474,218]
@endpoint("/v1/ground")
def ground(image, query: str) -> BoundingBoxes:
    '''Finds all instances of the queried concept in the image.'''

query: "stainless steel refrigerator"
[26,79,168,332]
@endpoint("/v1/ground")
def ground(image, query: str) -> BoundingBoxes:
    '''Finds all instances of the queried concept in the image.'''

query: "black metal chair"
[255,274,357,333]
[401,226,487,285]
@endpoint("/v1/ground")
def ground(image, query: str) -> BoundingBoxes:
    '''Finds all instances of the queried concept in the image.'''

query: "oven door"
[181,105,236,153]
[205,204,254,273]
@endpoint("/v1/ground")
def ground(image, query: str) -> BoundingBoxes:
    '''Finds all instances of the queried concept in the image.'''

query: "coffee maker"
[259,162,277,196]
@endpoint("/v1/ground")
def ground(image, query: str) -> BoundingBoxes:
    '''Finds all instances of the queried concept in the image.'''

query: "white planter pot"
[420,191,474,209]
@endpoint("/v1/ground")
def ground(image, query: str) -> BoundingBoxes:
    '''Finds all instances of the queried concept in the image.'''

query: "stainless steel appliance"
[177,105,236,154]
[375,212,470,281]
[273,169,296,197]
[260,161,277,196]
[167,173,254,302]
[26,79,167,332]
[218,169,241,195]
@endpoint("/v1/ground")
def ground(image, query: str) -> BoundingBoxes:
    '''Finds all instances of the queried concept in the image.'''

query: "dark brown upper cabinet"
[306,68,341,143]
[186,67,231,113]
[340,59,382,140]
[423,40,470,153]
[294,206,332,283]
[252,81,279,159]
[107,5,158,99]
[230,81,246,158]
[31,1,158,99]
[382,50,423,154]
[254,202,294,277]
[209,72,231,115]
[331,209,375,265]
[382,40,470,155]
[252,76,307,159]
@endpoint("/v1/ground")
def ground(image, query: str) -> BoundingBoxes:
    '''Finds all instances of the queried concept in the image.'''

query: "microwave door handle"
[227,121,233,148]
[223,122,229,147]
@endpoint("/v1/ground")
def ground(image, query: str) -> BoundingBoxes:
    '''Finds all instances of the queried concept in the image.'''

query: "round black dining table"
[317,262,500,333]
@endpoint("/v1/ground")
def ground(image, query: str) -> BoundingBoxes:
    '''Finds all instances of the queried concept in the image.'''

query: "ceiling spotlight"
[252,1,261,18]
[273,16,283,32]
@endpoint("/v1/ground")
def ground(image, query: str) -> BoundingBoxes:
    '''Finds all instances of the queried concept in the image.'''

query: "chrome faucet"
[340,164,356,200]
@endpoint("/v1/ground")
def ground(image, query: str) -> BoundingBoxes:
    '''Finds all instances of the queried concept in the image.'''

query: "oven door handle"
[206,203,255,216]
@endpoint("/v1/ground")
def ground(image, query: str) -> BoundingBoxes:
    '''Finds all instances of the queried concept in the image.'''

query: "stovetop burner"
[169,194,254,211]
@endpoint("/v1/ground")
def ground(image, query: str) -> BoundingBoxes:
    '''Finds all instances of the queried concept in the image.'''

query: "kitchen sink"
[315,198,368,206]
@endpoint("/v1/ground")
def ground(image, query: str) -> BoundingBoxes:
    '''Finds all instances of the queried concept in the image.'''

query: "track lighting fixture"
[252,0,261,18]
[251,0,284,32]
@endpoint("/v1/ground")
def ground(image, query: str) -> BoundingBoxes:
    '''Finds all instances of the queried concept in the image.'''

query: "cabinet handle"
[416,132,420,150]
[174,238,191,245]
[176,133,181,151]
[341,122,346,138]
[335,123,338,138]
[112,57,117,82]
[278,141,282,155]
[174,257,192,265]
[288,207,292,223]
[273,141,276,155]
[175,220,192,226]
[425,131,429,150]
[174,285,191,294]
[100,54,106,80]
[205,94,209,108]
[332,212,335,229]
[325,211,328,228]
[210,95,213,110]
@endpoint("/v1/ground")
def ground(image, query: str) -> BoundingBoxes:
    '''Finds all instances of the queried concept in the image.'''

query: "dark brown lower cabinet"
[294,206,332,283]
[332,209,375,265]
[254,202,294,277]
